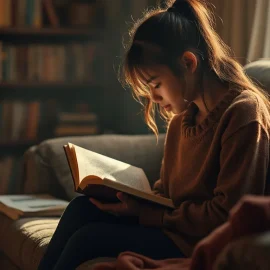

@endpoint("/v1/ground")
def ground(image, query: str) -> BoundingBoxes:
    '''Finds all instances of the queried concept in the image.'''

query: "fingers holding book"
[89,192,143,217]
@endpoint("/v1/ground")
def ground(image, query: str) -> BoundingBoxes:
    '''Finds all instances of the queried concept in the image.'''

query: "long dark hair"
[120,0,269,136]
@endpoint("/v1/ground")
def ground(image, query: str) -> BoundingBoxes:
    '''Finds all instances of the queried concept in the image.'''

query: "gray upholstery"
[244,59,270,92]
[23,134,165,200]
[0,213,58,270]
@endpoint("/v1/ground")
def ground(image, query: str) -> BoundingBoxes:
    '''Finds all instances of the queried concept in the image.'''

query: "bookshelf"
[0,81,99,90]
[0,0,106,194]
[0,27,102,38]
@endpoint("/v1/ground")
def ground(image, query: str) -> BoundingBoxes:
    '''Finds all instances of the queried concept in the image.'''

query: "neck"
[193,73,229,118]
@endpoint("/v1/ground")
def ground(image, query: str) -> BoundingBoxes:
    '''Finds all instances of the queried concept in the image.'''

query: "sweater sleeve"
[152,159,166,197]
[139,122,269,237]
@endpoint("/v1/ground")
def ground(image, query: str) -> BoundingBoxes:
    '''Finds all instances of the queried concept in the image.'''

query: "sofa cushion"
[244,59,270,92]
[0,213,58,270]
[31,134,165,200]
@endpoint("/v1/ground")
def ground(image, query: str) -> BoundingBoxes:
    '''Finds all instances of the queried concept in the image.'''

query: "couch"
[0,59,270,270]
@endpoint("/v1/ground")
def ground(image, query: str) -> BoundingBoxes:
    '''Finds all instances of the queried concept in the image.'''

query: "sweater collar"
[181,88,242,137]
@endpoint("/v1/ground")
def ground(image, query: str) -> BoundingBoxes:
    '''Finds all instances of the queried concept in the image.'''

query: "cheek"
[179,80,190,100]
[170,82,185,101]
[182,75,199,101]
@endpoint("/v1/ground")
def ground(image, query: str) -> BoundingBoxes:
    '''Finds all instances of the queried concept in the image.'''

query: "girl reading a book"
[38,0,270,269]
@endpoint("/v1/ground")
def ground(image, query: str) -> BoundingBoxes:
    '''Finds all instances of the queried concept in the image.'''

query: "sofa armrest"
[23,145,68,199]
[214,231,270,270]
[23,134,165,200]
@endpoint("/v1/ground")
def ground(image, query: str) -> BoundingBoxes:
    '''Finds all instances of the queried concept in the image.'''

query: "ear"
[180,51,198,73]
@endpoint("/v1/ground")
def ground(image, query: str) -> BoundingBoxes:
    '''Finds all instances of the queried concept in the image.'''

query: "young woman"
[38,0,270,269]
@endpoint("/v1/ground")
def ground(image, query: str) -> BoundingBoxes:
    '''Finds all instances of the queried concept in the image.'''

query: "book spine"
[25,101,40,140]
[17,0,26,26]
[0,0,6,26]
[0,157,14,194]
[0,42,2,81]
[5,0,12,27]
[25,0,34,26]
[33,0,42,28]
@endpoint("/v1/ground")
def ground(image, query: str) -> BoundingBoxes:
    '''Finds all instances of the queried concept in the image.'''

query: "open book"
[64,143,174,209]
[0,194,69,220]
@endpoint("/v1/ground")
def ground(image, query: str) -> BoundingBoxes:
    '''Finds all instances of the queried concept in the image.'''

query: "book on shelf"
[55,126,99,137]
[0,100,41,142]
[0,0,42,27]
[0,194,69,220]
[0,42,97,82]
[43,0,60,27]
[64,143,174,209]
[55,111,99,136]
[0,100,102,143]
[0,156,14,195]
[58,112,98,123]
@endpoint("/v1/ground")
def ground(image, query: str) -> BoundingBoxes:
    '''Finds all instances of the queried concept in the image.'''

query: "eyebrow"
[146,76,159,84]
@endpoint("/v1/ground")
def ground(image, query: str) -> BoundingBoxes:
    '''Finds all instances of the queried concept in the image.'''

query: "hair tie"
[167,0,193,16]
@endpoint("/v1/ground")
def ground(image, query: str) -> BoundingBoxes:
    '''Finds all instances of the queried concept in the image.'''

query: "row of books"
[0,156,23,195]
[55,111,99,137]
[0,42,97,82]
[0,100,99,143]
[0,0,42,27]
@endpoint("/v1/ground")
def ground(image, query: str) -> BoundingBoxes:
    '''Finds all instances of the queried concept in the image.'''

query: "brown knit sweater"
[139,88,270,256]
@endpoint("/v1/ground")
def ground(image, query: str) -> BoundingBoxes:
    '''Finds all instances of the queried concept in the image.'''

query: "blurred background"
[0,0,269,193]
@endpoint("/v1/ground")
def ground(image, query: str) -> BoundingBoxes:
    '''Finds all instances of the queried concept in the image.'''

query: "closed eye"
[155,83,161,89]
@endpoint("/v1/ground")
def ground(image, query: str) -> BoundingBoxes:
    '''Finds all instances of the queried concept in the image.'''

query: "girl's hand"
[89,192,142,216]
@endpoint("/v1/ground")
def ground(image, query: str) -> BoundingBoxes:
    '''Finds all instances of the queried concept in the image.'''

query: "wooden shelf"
[0,81,100,90]
[0,27,103,39]
[0,140,40,151]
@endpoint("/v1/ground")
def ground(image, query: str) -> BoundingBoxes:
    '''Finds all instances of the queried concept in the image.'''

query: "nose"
[150,89,162,103]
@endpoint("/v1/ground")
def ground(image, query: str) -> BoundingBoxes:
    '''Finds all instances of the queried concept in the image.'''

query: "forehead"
[137,66,165,84]
[137,65,176,86]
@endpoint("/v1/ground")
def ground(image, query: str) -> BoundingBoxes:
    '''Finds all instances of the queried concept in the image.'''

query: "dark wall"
[100,0,165,135]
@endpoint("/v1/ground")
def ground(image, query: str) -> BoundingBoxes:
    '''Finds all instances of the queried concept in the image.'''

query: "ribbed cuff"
[139,204,165,227]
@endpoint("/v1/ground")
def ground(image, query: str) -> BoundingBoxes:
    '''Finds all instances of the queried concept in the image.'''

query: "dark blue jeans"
[38,196,184,270]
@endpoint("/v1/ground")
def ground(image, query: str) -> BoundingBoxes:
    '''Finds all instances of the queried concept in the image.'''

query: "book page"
[0,194,68,213]
[72,144,151,192]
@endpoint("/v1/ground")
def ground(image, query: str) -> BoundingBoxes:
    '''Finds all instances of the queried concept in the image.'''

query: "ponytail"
[121,0,270,136]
